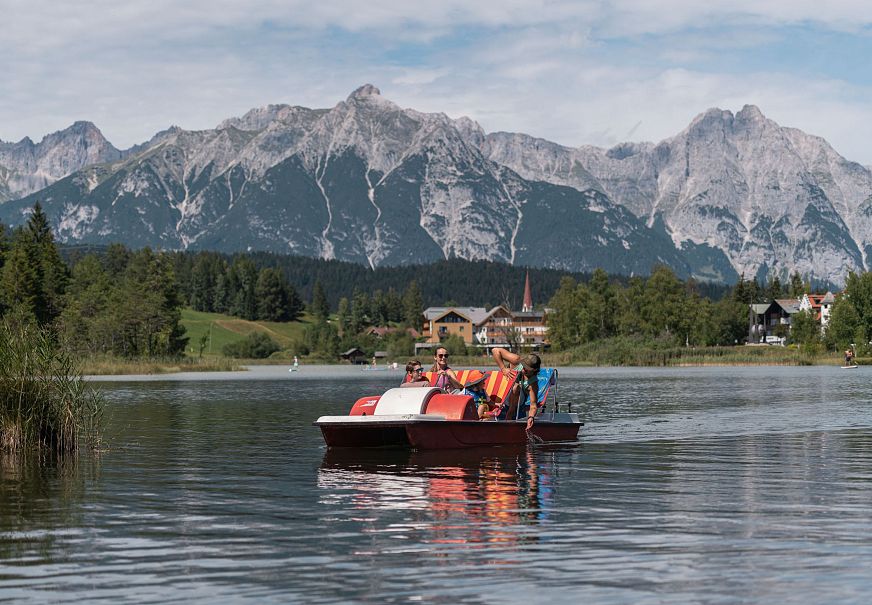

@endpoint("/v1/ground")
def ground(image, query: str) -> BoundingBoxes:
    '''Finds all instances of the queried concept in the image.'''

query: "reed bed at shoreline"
[80,355,240,375]
[76,346,849,375]
[0,321,103,453]
[543,339,827,367]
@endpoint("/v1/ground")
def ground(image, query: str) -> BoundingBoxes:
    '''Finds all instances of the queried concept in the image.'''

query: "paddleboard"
[841,365,858,369]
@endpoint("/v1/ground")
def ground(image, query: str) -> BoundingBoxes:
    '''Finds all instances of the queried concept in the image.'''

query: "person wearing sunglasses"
[429,346,462,392]
[491,348,541,429]
[400,360,430,387]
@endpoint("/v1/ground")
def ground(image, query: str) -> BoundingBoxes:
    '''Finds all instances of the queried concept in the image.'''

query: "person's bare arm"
[492,347,520,378]
[525,383,539,429]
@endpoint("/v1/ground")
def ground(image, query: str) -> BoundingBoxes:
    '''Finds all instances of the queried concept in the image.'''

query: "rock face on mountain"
[0,86,694,278]
[484,105,872,285]
[2,87,871,285]
[0,121,123,201]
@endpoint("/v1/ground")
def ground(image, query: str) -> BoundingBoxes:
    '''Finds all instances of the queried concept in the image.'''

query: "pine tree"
[286,283,303,321]
[10,202,70,325]
[402,281,424,329]
[789,271,805,298]
[0,237,38,319]
[59,254,111,354]
[191,254,217,312]
[311,280,330,321]
[385,288,403,323]
[255,268,288,321]
[0,223,9,316]
[103,242,131,278]
[348,290,370,335]
[229,257,258,320]
[336,297,350,335]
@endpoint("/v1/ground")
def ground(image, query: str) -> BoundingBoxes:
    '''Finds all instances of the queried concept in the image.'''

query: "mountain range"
[3,84,871,286]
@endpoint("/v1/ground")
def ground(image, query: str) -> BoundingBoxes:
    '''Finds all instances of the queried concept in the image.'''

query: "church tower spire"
[522,271,533,312]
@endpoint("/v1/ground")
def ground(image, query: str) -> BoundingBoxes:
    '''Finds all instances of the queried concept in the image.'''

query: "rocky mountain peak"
[736,104,764,120]
[218,104,296,132]
[68,120,100,134]
[349,84,381,100]
[686,107,735,134]
[4,88,872,286]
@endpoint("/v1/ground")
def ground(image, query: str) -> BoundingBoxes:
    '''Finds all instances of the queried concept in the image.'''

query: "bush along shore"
[0,320,103,453]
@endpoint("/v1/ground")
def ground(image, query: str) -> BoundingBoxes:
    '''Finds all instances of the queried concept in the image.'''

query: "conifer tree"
[0,237,38,319]
[402,281,424,329]
[255,268,289,321]
[311,280,330,320]
[788,271,806,298]
[336,297,350,335]
[8,202,70,325]
[229,257,258,320]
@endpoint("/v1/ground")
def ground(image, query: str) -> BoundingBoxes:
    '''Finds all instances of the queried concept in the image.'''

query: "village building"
[749,291,837,342]
[418,271,549,353]
[340,347,367,364]
[799,292,836,329]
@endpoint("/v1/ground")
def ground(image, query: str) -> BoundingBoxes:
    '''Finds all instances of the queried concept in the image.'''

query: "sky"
[3,0,872,163]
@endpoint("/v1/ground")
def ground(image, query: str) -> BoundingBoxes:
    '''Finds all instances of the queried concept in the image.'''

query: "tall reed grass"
[0,320,103,452]
[546,337,821,367]
[80,355,240,375]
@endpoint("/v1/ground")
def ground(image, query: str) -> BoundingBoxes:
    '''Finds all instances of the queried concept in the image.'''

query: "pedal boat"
[314,385,582,450]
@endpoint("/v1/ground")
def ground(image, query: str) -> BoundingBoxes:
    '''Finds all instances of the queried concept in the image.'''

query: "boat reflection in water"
[317,447,555,550]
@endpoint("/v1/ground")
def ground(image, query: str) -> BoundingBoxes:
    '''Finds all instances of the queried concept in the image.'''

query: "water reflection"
[0,453,99,561]
[10,369,872,603]
[318,447,555,550]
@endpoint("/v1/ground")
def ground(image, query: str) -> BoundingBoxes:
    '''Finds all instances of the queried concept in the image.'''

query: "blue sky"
[3,1,872,163]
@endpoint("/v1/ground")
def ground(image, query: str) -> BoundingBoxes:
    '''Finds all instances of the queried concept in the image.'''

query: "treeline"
[168,252,304,322]
[294,281,425,361]
[7,201,861,365]
[164,251,733,312]
[546,267,812,349]
[0,204,188,357]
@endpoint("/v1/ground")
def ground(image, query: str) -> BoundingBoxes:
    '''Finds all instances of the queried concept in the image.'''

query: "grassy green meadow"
[180,309,314,358]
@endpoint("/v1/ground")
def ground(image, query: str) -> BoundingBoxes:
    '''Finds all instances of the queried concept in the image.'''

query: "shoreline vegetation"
[80,355,241,375]
[2,203,868,390]
[1,320,103,453]
[77,345,857,376]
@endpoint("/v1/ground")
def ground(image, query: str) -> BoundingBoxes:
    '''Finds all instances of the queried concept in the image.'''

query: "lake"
[3,365,872,603]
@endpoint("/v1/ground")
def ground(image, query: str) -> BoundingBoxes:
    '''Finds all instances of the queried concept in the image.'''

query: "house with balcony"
[749,298,801,342]
[750,292,839,342]
[418,272,549,352]
[421,307,491,345]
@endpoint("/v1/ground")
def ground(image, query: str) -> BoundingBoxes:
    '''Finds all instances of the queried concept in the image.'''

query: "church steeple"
[522,271,533,312]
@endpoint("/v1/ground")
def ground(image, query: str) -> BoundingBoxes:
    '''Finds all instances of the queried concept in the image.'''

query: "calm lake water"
[3,365,872,603]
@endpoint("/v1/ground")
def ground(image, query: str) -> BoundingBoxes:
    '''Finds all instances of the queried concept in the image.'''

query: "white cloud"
[3,0,872,164]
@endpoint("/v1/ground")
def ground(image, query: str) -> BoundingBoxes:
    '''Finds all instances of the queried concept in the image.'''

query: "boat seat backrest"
[372,387,441,416]
[422,368,555,405]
